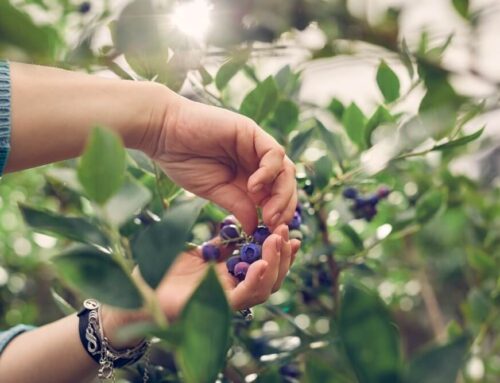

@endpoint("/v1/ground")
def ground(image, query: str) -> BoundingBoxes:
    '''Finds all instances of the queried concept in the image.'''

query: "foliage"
[2,1,500,382]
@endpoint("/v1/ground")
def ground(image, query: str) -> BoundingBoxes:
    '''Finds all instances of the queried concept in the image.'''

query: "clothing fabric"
[0,325,35,354]
[0,60,11,176]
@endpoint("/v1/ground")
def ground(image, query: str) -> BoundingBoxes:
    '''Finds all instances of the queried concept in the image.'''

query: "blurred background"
[1,0,500,382]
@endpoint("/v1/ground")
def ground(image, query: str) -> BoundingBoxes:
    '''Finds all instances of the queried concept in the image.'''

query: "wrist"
[126,82,182,159]
[100,305,151,349]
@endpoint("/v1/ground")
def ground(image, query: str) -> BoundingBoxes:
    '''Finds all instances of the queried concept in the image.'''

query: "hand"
[156,224,300,320]
[150,95,297,233]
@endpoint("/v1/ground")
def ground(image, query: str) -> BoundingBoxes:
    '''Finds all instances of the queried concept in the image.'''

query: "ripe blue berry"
[226,255,241,275]
[234,261,250,281]
[288,211,302,230]
[295,203,302,215]
[377,186,391,199]
[220,224,240,240]
[202,243,220,261]
[343,187,358,199]
[366,195,379,206]
[78,1,91,13]
[220,215,238,229]
[280,364,301,378]
[252,225,271,245]
[240,243,262,263]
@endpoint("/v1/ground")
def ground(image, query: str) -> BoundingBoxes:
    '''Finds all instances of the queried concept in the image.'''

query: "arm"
[5,62,170,172]
[6,62,297,232]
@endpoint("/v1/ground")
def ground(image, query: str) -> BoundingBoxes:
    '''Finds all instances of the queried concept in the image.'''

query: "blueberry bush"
[1,0,500,382]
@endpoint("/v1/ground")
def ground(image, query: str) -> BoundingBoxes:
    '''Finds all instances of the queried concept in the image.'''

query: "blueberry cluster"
[343,186,390,221]
[201,215,269,282]
[201,205,303,282]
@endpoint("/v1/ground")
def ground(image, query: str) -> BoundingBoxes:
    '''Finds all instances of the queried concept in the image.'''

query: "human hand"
[155,224,300,321]
[149,95,297,233]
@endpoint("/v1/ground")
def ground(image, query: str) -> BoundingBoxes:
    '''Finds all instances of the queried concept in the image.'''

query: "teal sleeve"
[0,60,11,176]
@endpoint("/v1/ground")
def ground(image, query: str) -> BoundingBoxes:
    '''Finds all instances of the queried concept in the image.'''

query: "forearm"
[0,315,96,383]
[0,308,148,383]
[4,63,176,173]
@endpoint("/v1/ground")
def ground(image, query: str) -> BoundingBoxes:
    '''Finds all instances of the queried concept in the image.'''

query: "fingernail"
[282,226,289,241]
[270,213,281,225]
[251,184,263,193]
[276,237,283,252]
[259,263,268,278]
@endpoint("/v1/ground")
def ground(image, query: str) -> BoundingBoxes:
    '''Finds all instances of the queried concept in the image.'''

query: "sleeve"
[0,60,12,176]
[0,325,36,354]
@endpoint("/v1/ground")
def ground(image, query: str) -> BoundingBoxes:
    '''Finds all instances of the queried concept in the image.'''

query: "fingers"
[207,183,258,234]
[290,239,301,267]
[247,130,285,193]
[261,158,297,228]
[273,226,291,292]
[228,234,282,310]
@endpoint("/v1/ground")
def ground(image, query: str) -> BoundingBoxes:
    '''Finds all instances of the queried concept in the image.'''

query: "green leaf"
[215,52,249,90]
[198,66,213,86]
[78,127,126,205]
[400,39,414,79]
[328,98,345,121]
[415,190,445,224]
[256,369,281,383]
[104,178,152,226]
[342,103,366,148]
[316,119,346,164]
[339,283,402,383]
[272,99,299,135]
[452,0,469,19]
[340,224,364,252]
[432,127,484,151]
[364,106,394,148]
[376,61,401,103]
[0,1,60,59]
[240,76,279,123]
[19,204,110,249]
[306,355,339,383]
[177,266,232,383]
[133,198,206,288]
[115,0,169,80]
[406,334,471,383]
[288,126,315,161]
[466,248,496,275]
[312,156,333,190]
[53,246,143,309]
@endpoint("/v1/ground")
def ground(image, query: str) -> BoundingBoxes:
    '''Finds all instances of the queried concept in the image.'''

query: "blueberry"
[234,262,250,281]
[240,243,262,263]
[343,187,358,199]
[220,224,240,240]
[377,186,391,199]
[220,215,238,229]
[252,225,271,245]
[288,211,302,230]
[366,195,379,206]
[226,255,241,275]
[362,204,377,221]
[78,1,91,13]
[202,243,220,261]
[280,364,301,378]
[318,270,332,286]
[295,203,302,216]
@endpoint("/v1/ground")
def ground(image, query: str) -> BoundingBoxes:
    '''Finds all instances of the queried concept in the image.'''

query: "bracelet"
[77,299,150,381]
